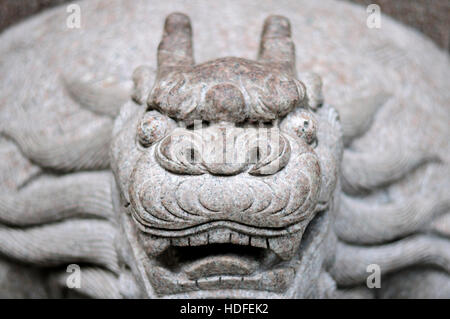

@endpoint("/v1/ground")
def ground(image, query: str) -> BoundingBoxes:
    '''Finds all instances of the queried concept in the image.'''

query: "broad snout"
[155,124,292,176]
[128,119,321,235]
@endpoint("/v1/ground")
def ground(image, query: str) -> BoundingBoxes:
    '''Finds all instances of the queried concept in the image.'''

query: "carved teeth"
[171,237,189,246]
[189,232,208,246]
[207,229,231,244]
[139,234,170,257]
[230,232,250,245]
[141,229,303,262]
[250,236,267,248]
[268,233,303,261]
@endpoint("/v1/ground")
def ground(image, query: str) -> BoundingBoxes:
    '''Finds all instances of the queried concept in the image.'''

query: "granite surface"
[0,0,448,298]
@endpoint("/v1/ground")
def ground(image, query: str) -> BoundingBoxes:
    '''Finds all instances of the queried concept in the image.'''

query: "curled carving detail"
[154,126,292,176]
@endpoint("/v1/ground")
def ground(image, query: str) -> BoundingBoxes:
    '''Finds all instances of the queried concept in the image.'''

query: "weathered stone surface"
[0,0,448,299]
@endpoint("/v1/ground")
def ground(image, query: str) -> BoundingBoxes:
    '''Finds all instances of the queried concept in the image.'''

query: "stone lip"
[182,254,259,280]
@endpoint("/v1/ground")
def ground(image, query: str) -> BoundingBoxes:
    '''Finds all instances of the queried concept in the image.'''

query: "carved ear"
[258,15,296,76]
[157,13,194,76]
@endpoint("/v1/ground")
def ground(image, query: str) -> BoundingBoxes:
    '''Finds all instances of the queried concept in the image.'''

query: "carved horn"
[157,13,194,76]
[258,15,296,76]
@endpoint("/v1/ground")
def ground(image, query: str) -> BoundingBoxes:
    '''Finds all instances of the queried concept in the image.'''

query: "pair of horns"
[157,13,296,75]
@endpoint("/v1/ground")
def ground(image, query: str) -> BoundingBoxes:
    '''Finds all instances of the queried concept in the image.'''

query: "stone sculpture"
[0,0,448,299]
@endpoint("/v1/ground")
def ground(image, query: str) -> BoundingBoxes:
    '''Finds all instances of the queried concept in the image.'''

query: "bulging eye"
[281,110,317,144]
[137,111,171,147]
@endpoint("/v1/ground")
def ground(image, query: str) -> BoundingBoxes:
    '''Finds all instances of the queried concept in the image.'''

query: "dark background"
[0,0,449,53]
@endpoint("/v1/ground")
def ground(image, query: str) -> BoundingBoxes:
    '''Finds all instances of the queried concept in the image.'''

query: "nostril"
[155,131,207,175]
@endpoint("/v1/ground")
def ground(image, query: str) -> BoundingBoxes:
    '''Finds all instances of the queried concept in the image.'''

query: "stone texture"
[348,0,450,53]
[2,1,448,52]
[0,0,448,299]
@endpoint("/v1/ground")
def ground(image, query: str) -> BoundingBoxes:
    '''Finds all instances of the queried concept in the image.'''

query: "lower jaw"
[141,233,301,296]
[146,264,297,296]
[119,209,330,298]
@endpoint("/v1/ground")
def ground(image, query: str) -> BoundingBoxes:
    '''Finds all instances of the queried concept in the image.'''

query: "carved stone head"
[111,13,342,298]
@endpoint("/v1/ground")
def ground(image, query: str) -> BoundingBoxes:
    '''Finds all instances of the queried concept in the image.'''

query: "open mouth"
[137,227,304,296]
[158,244,272,279]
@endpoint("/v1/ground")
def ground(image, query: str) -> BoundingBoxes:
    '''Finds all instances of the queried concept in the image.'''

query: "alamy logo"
[366,4,381,29]
[366,264,381,288]
[66,4,81,29]
[66,264,81,289]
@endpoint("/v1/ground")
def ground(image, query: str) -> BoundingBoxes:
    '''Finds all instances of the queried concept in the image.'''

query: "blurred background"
[0,0,449,53]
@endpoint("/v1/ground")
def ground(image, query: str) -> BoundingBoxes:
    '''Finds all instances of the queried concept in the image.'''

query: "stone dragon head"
[110,13,341,298]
